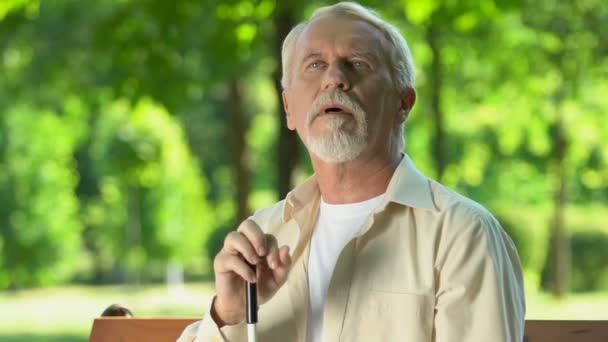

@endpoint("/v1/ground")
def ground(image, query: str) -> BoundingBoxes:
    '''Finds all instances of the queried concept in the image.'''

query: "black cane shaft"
[246,262,258,324]
[246,281,258,323]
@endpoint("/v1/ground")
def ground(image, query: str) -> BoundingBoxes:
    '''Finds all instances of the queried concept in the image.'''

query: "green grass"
[524,272,608,320]
[0,281,607,341]
[0,282,215,342]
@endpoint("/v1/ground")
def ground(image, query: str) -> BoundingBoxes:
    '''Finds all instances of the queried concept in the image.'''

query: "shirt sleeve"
[176,297,247,342]
[433,205,526,342]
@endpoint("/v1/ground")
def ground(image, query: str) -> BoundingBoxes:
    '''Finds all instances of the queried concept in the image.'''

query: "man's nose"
[322,63,351,91]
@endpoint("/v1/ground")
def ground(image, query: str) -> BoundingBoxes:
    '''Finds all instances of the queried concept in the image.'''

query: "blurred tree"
[272,0,305,198]
[521,0,608,297]
[0,0,273,282]
[89,98,212,283]
[361,0,525,188]
[0,106,83,289]
[397,0,522,181]
[570,231,608,292]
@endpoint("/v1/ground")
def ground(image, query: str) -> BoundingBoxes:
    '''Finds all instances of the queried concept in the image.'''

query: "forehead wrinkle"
[301,52,322,63]
[300,48,377,61]
[296,18,387,64]
[349,50,379,63]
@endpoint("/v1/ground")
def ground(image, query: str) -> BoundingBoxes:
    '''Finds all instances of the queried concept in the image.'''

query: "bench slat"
[90,317,199,342]
[524,320,608,342]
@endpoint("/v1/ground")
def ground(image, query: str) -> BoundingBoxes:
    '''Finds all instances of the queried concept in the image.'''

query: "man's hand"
[212,219,292,326]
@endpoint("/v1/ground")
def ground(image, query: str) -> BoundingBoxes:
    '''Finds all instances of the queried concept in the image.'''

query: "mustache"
[306,91,366,124]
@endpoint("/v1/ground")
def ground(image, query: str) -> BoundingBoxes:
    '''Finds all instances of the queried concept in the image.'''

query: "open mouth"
[317,103,352,117]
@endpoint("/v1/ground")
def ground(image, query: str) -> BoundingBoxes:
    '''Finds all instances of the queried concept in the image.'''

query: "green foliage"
[0,0,37,21]
[86,98,213,280]
[570,231,608,292]
[0,106,82,288]
[495,213,533,270]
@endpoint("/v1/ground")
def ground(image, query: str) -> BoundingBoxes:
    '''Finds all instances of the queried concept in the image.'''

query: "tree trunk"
[427,21,446,181]
[548,113,570,297]
[228,78,250,222]
[126,185,142,285]
[540,105,571,297]
[272,2,299,199]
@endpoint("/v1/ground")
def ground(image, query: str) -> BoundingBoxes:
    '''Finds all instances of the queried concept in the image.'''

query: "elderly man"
[179,2,525,341]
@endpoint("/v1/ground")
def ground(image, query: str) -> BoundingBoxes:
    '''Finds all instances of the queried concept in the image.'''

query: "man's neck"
[311,151,401,204]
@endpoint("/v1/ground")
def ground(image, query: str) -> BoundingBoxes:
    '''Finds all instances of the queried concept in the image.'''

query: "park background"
[0,0,607,340]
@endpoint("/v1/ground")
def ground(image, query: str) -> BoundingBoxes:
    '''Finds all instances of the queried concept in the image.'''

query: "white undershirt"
[306,194,385,342]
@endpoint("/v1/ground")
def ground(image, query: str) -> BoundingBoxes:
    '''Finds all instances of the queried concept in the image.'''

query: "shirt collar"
[384,153,437,211]
[282,153,437,222]
[282,175,320,222]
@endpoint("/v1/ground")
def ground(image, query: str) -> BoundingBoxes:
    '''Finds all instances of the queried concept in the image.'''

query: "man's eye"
[308,61,323,69]
[352,60,369,68]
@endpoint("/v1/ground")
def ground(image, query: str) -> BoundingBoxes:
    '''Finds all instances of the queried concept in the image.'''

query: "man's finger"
[223,231,259,265]
[215,252,257,283]
[278,246,291,266]
[272,246,291,284]
[263,234,280,268]
[237,220,267,257]
[266,245,280,270]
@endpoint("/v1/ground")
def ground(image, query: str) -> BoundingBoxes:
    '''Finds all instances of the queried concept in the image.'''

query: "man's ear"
[282,91,296,130]
[396,88,416,125]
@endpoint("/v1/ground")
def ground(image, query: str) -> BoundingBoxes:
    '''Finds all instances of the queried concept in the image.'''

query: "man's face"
[282,14,410,163]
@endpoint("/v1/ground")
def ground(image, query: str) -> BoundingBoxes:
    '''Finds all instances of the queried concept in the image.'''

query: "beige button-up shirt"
[178,154,525,342]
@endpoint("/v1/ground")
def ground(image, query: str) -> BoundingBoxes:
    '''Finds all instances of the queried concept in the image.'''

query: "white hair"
[280,1,413,153]
[280,1,415,92]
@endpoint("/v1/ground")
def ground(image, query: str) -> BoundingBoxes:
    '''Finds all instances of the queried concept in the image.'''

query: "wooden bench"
[90,317,199,341]
[89,318,608,341]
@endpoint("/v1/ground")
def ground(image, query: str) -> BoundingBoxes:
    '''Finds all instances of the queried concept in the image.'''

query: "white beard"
[306,108,368,163]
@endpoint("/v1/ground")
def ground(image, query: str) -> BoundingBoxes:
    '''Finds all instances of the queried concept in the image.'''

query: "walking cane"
[246,262,258,342]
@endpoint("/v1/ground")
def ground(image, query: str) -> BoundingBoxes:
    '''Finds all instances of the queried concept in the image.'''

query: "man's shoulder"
[420,181,520,268]
[428,180,501,233]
